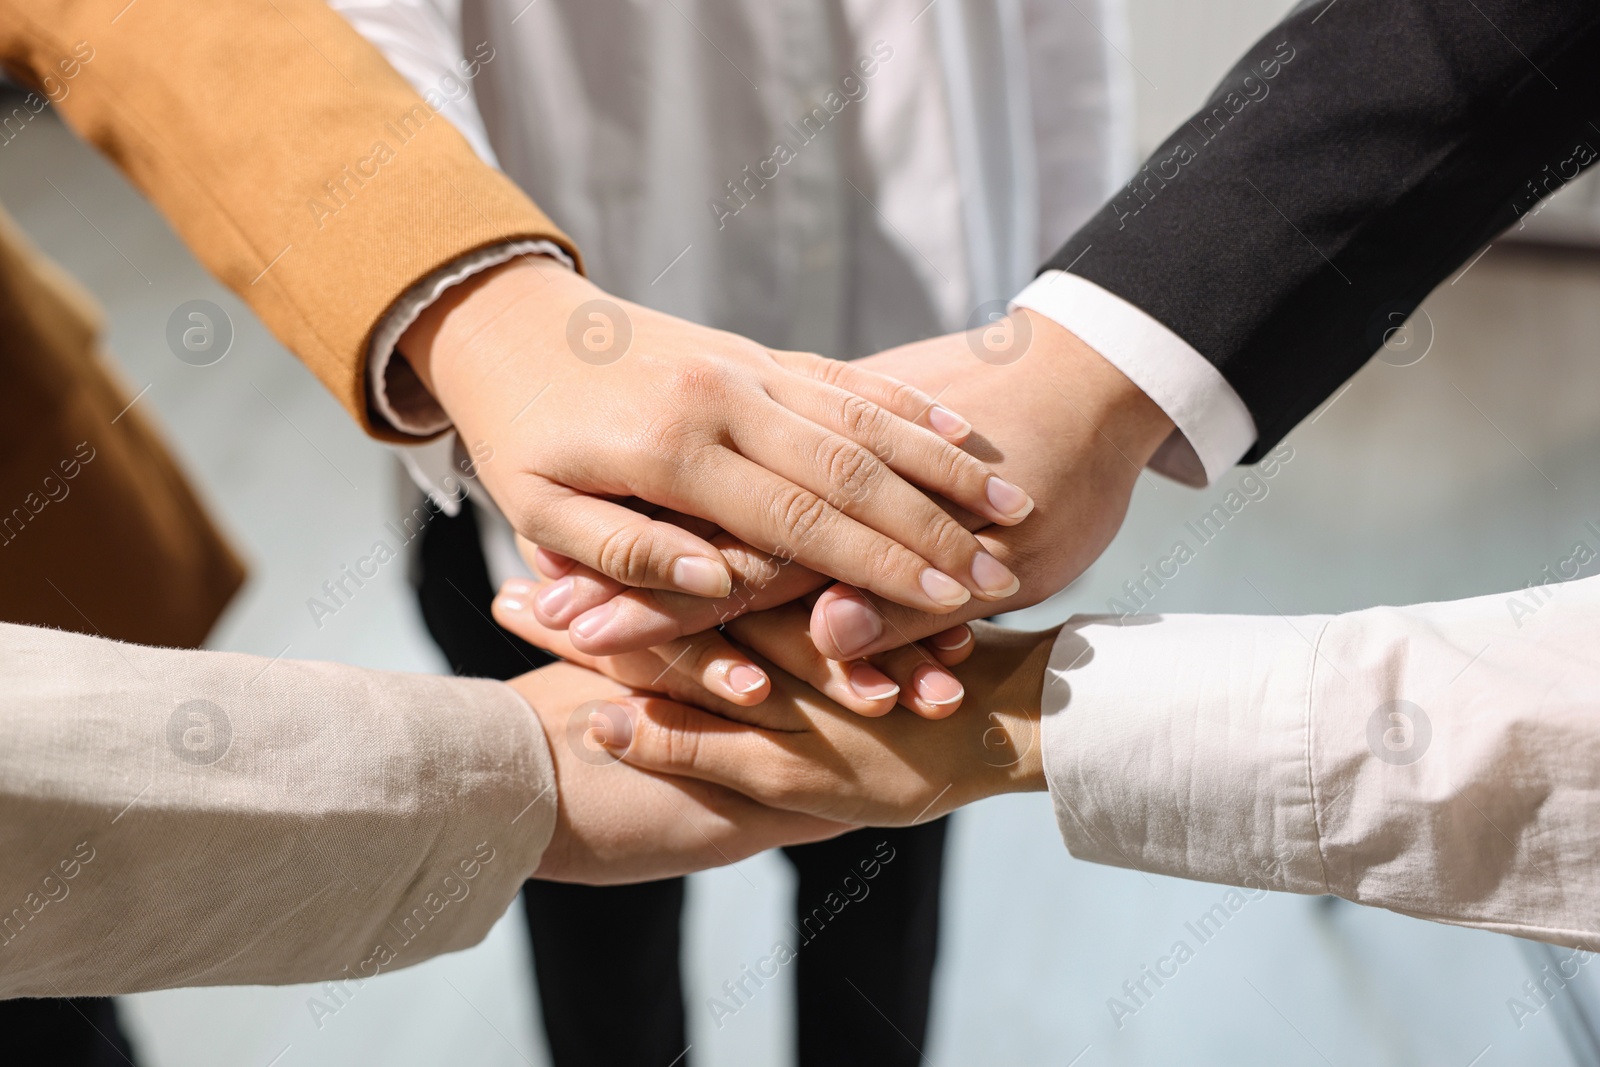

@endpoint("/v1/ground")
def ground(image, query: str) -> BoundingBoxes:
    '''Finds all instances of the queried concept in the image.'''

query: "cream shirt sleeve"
[0,622,557,997]
[1042,575,1600,948]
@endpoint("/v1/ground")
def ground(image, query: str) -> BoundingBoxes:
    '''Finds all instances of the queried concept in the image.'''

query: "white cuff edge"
[1011,270,1258,487]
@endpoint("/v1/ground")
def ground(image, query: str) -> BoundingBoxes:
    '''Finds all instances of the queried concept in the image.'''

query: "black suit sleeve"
[1044,0,1600,462]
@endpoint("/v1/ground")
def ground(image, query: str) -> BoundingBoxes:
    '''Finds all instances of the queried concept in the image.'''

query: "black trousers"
[0,997,138,1066]
[417,502,948,1067]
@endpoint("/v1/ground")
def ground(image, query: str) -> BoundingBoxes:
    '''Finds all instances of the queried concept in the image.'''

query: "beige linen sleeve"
[0,622,557,997]
[1042,575,1600,948]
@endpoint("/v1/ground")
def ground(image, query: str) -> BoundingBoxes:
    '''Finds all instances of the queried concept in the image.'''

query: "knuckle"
[663,360,729,401]
[651,713,702,768]
[822,438,878,510]
[926,436,978,488]
[801,352,847,387]
[919,510,973,562]
[596,523,659,586]
[870,543,924,590]
[882,380,923,416]
[837,394,890,443]
[774,487,833,549]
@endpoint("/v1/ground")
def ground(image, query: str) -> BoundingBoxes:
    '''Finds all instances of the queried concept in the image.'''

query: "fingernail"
[920,568,971,607]
[928,626,972,652]
[726,664,768,695]
[914,668,965,707]
[847,663,900,701]
[985,476,1035,520]
[498,597,527,613]
[571,600,618,641]
[927,405,971,438]
[535,577,574,616]
[970,552,1020,598]
[672,556,733,598]
[820,598,884,658]
[503,578,536,598]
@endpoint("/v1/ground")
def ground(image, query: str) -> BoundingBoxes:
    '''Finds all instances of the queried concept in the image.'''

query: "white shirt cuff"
[367,240,574,438]
[1040,612,1333,897]
[1011,270,1258,487]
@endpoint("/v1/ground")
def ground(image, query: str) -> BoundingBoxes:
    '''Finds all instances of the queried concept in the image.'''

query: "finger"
[807,529,1026,659]
[770,349,972,442]
[765,372,1035,529]
[647,630,771,706]
[868,642,965,719]
[668,450,979,614]
[732,406,1018,602]
[492,589,669,689]
[725,602,902,717]
[513,476,733,596]
[496,583,776,707]
[531,546,576,579]
[503,568,626,629]
[924,625,975,666]
[547,534,828,655]
[603,697,821,812]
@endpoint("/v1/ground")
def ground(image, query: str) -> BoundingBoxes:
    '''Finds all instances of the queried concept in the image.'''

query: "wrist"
[397,253,581,400]
[955,624,1056,802]
[1014,307,1176,467]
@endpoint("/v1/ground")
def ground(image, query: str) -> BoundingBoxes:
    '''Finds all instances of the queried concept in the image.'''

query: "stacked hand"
[414,264,1176,881]
[507,619,1058,830]
[399,256,1036,614]
[509,662,848,883]
[492,304,1174,716]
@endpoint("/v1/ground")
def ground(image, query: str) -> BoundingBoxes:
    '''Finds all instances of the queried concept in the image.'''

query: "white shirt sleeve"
[1011,270,1257,487]
[328,0,576,438]
[1041,573,1600,948]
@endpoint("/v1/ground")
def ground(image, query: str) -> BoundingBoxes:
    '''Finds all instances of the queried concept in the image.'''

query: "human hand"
[398,256,1035,614]
[804,308,1175,659]
[495,540,976,718]
[504,621,1055,827]
[507,661,846,884]
[499,308,1174,701]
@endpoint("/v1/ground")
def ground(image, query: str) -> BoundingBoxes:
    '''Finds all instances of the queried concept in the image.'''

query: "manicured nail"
[503,578,536,598]
[571,600,618,642]
[672,556,733,598]
[927,405,971,438]
[985,476,1034,520]
[847,663,900,701]
[820,598,884,658]
[928,627,972,652]
[920,568,971,607]
[970,552,1020,598]
[726,664,768,695]
[536,577,574,616]
[913,668,965,707]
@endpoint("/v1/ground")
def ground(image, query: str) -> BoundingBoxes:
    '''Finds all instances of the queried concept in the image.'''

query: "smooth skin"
[509,661,847,884]
[398,255,1035,613]
[494,309,1173,715]
[498,613,1057,828]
